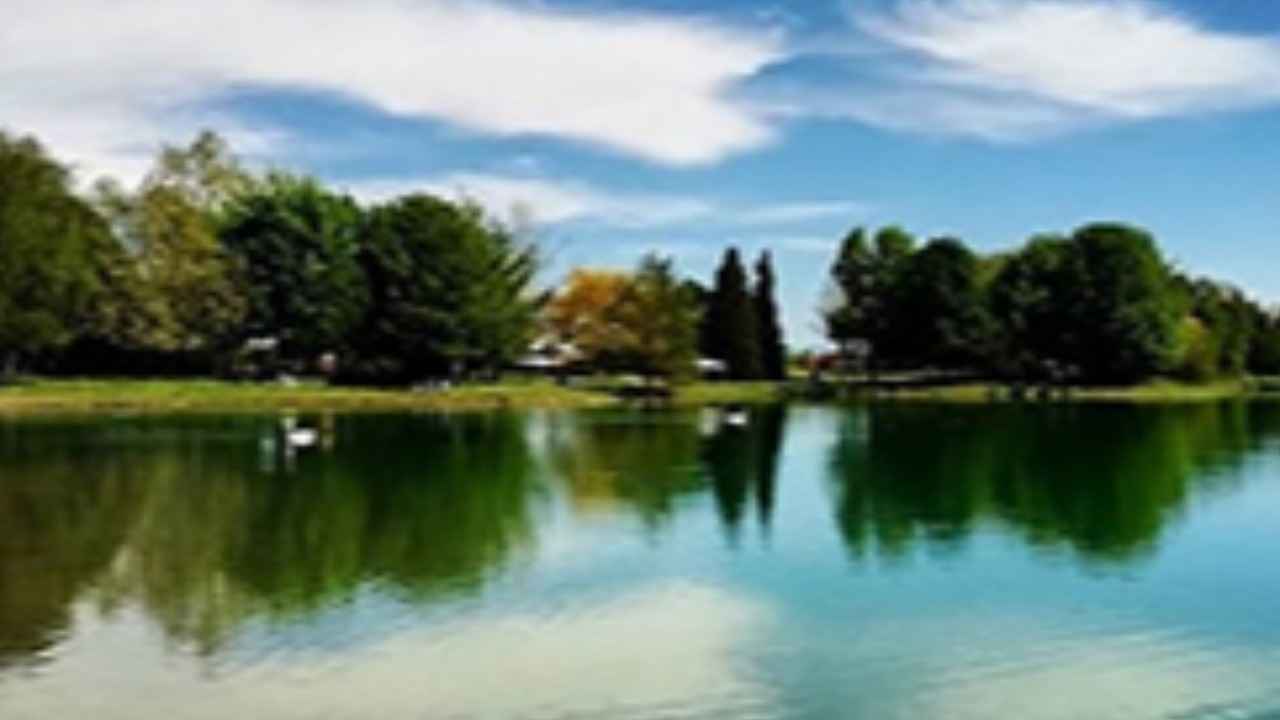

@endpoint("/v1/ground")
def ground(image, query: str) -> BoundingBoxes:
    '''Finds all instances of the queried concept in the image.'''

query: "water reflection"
[0,414,540,663]
[542,406,786,541]
[1,402,1279,708]
[0,424,145,668]
[828,403,1280,563]
[542,412,706,528]
[703,405,786,542]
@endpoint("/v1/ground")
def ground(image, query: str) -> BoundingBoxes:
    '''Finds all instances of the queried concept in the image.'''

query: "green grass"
[0,376,1266,415]
[0,378,617,414]
[0,377,793,415]
[671,381,786,405]
[844,378,1256,404]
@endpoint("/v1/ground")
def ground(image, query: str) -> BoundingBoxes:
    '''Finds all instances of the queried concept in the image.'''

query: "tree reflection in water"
[0,414,540,662]
[828,402,1280,563]
[542,406,787,541]
[1,402,1277,671]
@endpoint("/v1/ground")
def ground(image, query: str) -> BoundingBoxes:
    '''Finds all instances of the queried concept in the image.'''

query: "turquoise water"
[1,404,1278,719]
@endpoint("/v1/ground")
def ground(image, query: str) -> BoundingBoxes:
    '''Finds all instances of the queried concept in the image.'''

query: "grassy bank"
[0,377,1270,415]
[838,378,1260,403]
[0,378,789,415]
[0,379,614,414]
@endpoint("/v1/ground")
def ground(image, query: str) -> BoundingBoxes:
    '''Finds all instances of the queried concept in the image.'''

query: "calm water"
[2,404,1279,719]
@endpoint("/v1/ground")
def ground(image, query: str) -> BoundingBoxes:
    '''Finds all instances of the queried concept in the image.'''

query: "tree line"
[544,248,787,382]
[1,130,542,383]
[1,128,787,385]
[824,224,1280,383]
[5,125,1278,387]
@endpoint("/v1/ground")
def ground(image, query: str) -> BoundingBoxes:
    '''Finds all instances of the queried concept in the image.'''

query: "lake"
[1,403,1278,719]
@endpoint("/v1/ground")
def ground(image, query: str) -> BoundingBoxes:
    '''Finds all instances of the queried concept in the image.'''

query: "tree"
[147,130,254,211]
[987,234,1079,378]
[219,173,369,358]
[888,237,988,368]
[754,251,786,380]
[544,269,631,367]
[1247,306,1280,375]
[1174,316,1217,381]
[681,278,714,359]
[90,132,249,355]
[1176,278,1253,378]
[1069,223,1181,382]
[825,226,917,371]
[607,255,700,382]
[826,227,876,355]
[989,224,1181,383]
[706,248,762,379]
[873,226,916,266]
[355,194,539,381]
[0,132,106,376]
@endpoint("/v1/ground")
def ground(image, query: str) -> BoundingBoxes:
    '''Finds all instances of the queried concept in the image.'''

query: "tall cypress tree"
[708,248,762,379]
[754,251,786,380]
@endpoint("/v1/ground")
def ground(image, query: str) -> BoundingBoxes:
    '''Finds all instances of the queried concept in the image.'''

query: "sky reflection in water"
[1,404,1279,719]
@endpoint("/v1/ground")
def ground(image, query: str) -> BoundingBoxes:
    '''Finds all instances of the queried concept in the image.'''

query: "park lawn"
[0,378,617,414]
[671,381,787,405]
[0,377,1265,415]
[0,378,793,415]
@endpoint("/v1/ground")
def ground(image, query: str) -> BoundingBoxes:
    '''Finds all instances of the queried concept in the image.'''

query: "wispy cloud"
[343,173,863,230]
[859,0,1280,117]
[11,0,1274,187]
[749,0,1280,141]
[737,202,865,226]
[343,174,716,229]
[773,235,841,254]
[1,0,782,181]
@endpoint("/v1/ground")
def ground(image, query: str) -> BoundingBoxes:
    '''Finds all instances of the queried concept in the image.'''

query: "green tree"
[1069,223,1182,382]
[91,132,249,355]
[219,173,369,358]
[987,234,1079,378]
[1177,278,1253,377]
[888,237,988,368]
[681,278,714,359]
[990,225,1180,383]
[607,254,700,382]
[1174,316,1217,381]
[754,251,786,380]
[707,248,762,379]
[1248,307,1280,375]
[826,227,875,355]
[0,132,106,376]
[825,226,917,371]
[147,130,254,210]
[355,194,539,381]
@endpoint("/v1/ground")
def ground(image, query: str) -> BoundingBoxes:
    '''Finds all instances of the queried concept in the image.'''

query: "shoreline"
[0,378,1272,416]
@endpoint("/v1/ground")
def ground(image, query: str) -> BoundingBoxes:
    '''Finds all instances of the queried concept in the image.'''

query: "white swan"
[722,407,749,428]
[280,416,319,448]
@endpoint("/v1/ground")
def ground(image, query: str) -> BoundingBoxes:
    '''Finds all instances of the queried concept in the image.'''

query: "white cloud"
[753,76,1096,142]
[0,0,783,182]
[343,174,716,229]
[343,173,863,230]
[755,0,1280,141]
[774,235,840,254]
[858,0,1280,118]
[7,583,776,720]
[737,201,864,226]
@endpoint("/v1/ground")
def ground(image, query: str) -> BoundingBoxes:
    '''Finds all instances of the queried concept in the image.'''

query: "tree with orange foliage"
[545,269,632,366]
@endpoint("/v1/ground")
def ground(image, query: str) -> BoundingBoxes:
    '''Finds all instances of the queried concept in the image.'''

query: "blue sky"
[5,0,1280,347]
